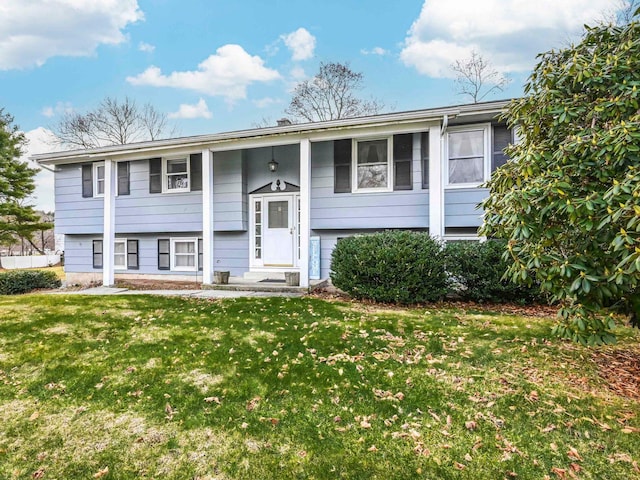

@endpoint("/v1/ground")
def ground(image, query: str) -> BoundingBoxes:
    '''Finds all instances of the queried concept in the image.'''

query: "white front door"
[263,195,294,266]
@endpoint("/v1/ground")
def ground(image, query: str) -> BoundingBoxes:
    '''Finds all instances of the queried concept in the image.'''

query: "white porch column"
[299,138,311,288]
[102,159,116,286]
[428,123,444,239]
[202,148,214,285]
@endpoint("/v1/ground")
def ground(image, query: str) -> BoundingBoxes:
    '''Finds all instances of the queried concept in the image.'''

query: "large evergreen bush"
[444,240,542,303]
[0,270,61,295]
[330,231,449,304]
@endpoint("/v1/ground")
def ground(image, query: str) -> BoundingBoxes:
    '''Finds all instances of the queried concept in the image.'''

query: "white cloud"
[0,0,143,70]
[281,28,316,61]
[290,66,306,80]
[127,44,281,101]
[22,127,60,212]
[168,98,212,119]
[253,97,278,109]
[401,0,615,78]
[138,41,155,53]
[41,101,73,118]
[361,47,389,56]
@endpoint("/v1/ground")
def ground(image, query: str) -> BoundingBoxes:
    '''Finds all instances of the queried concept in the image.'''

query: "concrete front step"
[202,277,329,293]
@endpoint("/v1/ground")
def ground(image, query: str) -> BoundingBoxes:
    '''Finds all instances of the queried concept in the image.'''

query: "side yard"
[0,294,639,479]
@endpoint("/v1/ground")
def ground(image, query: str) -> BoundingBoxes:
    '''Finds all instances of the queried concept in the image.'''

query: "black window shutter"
[421,132,429,189]
[492,125,512,171]
[158,239,170,270]
[92,240,103,268]
[333,139,352,193]
[198,238,203,271]
[393,134,413,191]
[190,153,202,191]
[82,164,93,198]
[127,240,139,270]
[117,162,130,196]
[149,158,162,193]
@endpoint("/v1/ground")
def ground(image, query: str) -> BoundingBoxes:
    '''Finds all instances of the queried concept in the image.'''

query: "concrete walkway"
[53,286,304,298]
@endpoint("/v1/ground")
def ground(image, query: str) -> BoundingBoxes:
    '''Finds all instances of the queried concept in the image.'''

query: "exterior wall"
[309,138,429,230]
[444,188,488,228]
[55,160,203,235]
[55,164,103,234]
[115,159,202,233]
[245,144,300,192]
[213,231,249,277]
[213,150,246,231]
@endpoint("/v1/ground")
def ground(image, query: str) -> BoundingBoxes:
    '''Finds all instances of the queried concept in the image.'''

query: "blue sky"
[0,0,623,211]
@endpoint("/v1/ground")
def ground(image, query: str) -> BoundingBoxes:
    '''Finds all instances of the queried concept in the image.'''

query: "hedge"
[0,270,61,295]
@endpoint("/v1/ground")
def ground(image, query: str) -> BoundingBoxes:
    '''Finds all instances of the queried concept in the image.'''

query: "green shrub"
[444,240,542,303]
[0,269,61,295]
[330,231,449,304]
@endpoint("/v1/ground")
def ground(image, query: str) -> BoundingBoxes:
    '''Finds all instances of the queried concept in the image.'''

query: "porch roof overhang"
[32,99,512,166]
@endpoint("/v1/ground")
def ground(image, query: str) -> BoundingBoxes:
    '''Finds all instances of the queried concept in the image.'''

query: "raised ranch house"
[34,99,513,289]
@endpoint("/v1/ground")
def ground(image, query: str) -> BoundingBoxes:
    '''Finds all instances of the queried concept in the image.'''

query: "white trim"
[114,239,127,270]
[352,136,393,193]
[202,148,214,285]
[102,159,116,286]
[249,192,300,271]
[162,156,190,193]
[444,124,491,189]
[170,237,198,272]
[299,138,310,287]
[93,161,105,198]
[428,125,443,239]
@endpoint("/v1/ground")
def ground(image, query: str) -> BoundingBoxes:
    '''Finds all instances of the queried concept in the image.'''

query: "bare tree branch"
[451,51,511,103]
[52,97,175,149]
[285,62,384,122]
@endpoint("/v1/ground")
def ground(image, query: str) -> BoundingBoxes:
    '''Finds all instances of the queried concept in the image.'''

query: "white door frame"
[249,192,300,271]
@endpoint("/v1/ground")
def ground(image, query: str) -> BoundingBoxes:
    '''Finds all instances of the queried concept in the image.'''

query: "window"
[334,139,352,193]
[421,132,429,189]
[82,161,129,198]
[354,138,391,191]
[393,133,413,191]
[92,240,103,268]
[158,239,170,270]
[164,157,190,192]
[447,127,489,186]
[492,125,512,171]
[170,238,198,272]
[254,200,262,259]
[112,239,139,270]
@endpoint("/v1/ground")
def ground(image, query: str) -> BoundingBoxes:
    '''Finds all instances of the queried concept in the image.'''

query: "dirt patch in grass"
[593,347,640,400]
[116,279,203,290]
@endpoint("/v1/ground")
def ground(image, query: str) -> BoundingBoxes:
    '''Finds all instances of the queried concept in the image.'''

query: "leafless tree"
[615,0,640,24]
[53,97,175,149]
[451,51,511,103]
[285,62,384,122]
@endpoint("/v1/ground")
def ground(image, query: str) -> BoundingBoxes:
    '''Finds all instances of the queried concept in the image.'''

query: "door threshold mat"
[259,278,286,283]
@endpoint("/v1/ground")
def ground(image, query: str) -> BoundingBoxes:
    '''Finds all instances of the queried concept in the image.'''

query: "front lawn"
[1,295,639,479]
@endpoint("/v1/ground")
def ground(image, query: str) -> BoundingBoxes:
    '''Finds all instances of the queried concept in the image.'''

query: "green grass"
[1,295,639,479]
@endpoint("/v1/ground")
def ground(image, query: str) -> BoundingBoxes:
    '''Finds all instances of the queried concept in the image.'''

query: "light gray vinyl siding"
[116,159,202,233]
[65,233,203,276]
[213,231,249,276]
[310,137,429,231]
[444,188,488,227]
[213,150,246,231]
[245,144,300,192]
[55,164,103,234]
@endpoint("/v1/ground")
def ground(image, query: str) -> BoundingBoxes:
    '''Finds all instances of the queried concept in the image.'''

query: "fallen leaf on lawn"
[33,468,45,479]
[567,446,582,461]
[621,427,640,433]
[608,452,633,463]
[29,411,40,421]
[551,467,566,479]
[528,391,539,402]
[93,466,109,478]
[464,453,473,462]
[454,462,466,470]
[297,450,307,458]
[333,416,341,423]
[465,421,477,430]
[204,396,221,404]
[360,420,372,429]
[570,463,582,473]
[246,396,261,411]
[368,445,378,452]
[240,422,248,429]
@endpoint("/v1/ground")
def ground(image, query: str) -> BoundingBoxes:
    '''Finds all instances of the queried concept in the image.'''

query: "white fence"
[0,255,61,269]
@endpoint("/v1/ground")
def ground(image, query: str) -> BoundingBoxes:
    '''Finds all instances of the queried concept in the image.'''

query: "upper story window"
[446,125,490,187]
[354,138,391,192]
[164,157,190,193]
[93,162,105,197]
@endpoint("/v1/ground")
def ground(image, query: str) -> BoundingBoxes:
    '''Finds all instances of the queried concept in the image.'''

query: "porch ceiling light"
[268,146,279,172]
